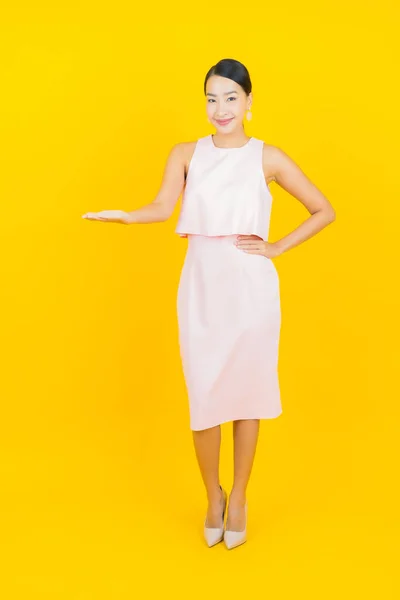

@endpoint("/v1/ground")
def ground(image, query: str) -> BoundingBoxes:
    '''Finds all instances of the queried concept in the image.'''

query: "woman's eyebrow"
[206,91,238,97]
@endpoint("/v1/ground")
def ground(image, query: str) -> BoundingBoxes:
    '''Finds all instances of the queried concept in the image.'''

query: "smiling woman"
[205,65,253,141]
[81,57,335,550]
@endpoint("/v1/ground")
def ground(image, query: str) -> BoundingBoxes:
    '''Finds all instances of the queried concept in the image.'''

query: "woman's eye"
[207,97,236,103]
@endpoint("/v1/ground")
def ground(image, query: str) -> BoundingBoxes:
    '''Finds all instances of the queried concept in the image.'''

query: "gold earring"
[246,109,252,121]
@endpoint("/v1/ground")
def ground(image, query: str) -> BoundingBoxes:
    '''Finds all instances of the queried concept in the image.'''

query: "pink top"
[175,134,273,241]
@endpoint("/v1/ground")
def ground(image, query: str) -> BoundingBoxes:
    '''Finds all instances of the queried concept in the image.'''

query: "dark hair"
[204,59,252,96]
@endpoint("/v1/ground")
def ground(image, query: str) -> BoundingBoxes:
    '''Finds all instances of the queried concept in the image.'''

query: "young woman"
[82,58,336,550]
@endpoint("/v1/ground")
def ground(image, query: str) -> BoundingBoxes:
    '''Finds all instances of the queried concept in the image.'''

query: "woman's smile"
[215,117,234,126]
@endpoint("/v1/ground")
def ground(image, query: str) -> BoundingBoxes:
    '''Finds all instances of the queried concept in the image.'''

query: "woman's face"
[205,75,252,133]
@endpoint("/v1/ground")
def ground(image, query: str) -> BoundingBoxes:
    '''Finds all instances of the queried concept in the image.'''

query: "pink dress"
[175,134,282,431]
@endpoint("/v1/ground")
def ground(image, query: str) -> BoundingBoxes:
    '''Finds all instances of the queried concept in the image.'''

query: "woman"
[82,58,336,550]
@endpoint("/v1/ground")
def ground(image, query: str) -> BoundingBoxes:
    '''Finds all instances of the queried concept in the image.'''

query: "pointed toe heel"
[204,523,225,547]
[203,485,227,547]
[224,503,247,550]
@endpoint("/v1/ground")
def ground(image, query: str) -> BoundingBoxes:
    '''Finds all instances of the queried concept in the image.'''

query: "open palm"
[81,210,129,223]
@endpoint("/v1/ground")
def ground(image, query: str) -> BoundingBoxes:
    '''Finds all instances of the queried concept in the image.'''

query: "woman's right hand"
[81,210,131,224]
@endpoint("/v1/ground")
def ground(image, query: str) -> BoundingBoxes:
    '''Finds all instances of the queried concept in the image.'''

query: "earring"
[246,109,252,121]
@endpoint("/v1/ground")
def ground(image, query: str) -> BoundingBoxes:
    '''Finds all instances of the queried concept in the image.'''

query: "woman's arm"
[264,145,336,255]
[125,143,186,224]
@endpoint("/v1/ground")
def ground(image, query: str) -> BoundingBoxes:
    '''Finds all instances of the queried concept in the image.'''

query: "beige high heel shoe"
[204,485,227,547]
[224,502,248,550]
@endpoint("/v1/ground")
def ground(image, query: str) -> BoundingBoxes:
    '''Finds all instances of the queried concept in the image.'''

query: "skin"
[82,74,336,533]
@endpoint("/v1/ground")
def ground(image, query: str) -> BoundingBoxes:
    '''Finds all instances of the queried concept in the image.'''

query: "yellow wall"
[1,2,399,597]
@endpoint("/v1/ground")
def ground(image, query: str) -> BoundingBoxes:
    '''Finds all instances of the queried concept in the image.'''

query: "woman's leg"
[226,419,260,531]
[192,425,224,527]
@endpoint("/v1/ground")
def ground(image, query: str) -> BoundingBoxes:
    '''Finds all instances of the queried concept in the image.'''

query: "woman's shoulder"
[166,139,200,170]
[179,139,200,151]
[260,142,283,185]
[174,138,201,158]
[259,139,279,153]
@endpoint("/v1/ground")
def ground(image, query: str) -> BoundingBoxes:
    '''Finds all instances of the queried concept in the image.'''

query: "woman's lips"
[215,118,234,126]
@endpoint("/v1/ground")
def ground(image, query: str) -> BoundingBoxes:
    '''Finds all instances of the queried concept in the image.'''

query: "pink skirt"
[177,234,282,431]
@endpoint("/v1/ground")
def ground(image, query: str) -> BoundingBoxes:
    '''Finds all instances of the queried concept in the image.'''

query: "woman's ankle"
[228,488,246,505]
[207,484,224,504]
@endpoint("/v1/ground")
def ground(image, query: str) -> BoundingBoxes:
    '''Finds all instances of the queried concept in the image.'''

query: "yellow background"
[1,1,399,597]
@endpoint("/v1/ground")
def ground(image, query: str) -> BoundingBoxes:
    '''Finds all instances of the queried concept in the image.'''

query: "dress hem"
[190,409,283,431]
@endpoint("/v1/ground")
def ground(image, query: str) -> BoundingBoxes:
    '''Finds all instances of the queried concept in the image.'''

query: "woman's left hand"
[235,235,282,258]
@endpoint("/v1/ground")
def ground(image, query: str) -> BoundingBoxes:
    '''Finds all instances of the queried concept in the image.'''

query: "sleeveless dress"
[175,133,282,431]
